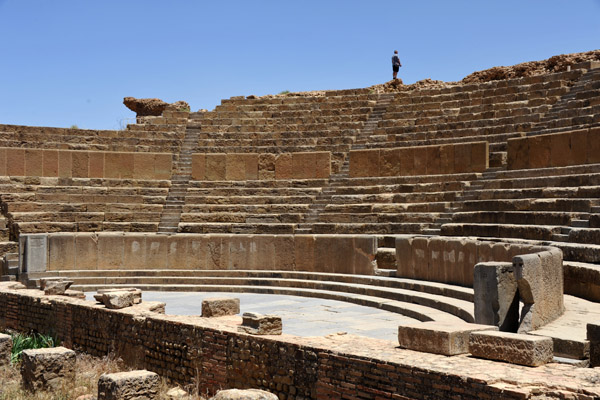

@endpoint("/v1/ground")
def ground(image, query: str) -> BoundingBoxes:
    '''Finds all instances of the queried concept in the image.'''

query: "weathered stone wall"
[507,127,600,170]
[35,233,377,275]
[349,141,489,178]
[191,152,331,181]
[1,286,592,399]
[0,148,172,180]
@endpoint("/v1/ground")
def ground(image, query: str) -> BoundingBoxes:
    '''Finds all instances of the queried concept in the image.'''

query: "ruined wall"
[349,141,489,178]
[0,148,172,180]
[191,152,331,181]
[0,286,558,400]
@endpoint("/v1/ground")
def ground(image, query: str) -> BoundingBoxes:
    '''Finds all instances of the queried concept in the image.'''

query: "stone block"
[439,144,454,174]
[21,234,48,273]
[587,323,600,367]
[258,153,276,180]
[47,233,74,271]
[314,152,331,179]
[206,154,226,181]
[21,347,76,391]
[513,248,564,333]
[470,141,489,172]
[0,333,11,366]
[191,153,206,180]
[133,153,155,180]
[0,148,6,176]
[117,153,135,179]
[550,132,571,167]
[41,278,74,295]
[294,235,316,271]
[526,135,550,169]
[469,331,554,366]
[569,129,588,166]
[97,290,137,309]
[226,153,246,181]
[74,233,99,270]
[292,152,316,179]
[42,150,59,177]
[399,147,414,176]
[242,153,259,180]
[24,149,44,177]
[97,370,160,400]
[153,153,172,180]
[412,146,427,175]
[95,288,142,304]
[238,312,282,335]
[274,153,292,180]
[201,297,240,317]
[88,152,105,178]
[425,145,441,175]
[7,148,25,176]
[97,234,125,270]
[58,150,73,178]
[506,137,526,170]
[210,389,279,400]
[473,262,519,332]
[587,127,600,164]
[72,151,89,178]
[104,152,121,179]
[453,143,472,173]
[349,149,379,178]
[380,148,401,176]
[398,322,498,355]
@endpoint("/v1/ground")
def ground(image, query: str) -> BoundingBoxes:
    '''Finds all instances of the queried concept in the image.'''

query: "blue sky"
[0,0,599,130]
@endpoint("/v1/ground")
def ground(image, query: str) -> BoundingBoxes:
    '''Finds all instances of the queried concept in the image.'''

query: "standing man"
[392,50,402,80]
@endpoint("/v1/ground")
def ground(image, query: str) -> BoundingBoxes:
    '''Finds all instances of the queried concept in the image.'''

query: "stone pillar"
[588,323,600,367]
[21,347,76,391]
[473,262,519,332]
[19,234,48,274]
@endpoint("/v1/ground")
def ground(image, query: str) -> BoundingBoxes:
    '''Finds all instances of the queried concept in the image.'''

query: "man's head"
[394,50,398,54]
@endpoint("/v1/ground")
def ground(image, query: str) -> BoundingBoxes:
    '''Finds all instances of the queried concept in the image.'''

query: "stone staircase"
[296,94,394,233]
[157,123,200,234]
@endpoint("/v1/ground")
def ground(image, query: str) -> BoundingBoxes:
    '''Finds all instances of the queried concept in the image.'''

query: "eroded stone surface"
[21,347,76,391]
[94,288,142,309]
[97,370,160,400]
[41,279,74,295]
[238,312,282,335]
[123,97,189,117]
[398,322,497,355]
[469,330,554,367]
[473,262,519,331]
[210,389,279,400]
[0,333,11,366]
[587,323,600,367]
[202,297,240,318]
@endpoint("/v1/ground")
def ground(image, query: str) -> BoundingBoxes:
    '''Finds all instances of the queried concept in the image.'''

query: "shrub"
[10,332,57,364]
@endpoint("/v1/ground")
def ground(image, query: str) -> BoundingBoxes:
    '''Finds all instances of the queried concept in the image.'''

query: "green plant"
[278,90,290,95]
[10,332,57,364]
[69,124,79,129]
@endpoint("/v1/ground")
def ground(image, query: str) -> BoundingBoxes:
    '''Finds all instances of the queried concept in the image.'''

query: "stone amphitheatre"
[1,50,600,399]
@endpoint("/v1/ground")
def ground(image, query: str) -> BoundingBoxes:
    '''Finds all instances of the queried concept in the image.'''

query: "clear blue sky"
[1,0,599,130]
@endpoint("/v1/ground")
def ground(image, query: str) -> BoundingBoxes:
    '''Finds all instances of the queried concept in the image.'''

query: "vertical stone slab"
[588,323,600,367]
[243,153,259,180]
[21,234,48,273]
[7,148,25,176]
[314,152,331,179]
[380,148,401,176]
[470,141,489,172]
[117,153,134,179]
[273,235,296,271]
[71,151,89,178]
[42,150,59,177]
[453,143,472,173]
[352,235,377,275]
[166,235,189,269]
[153,153,172,180]
[0,148,6,176]
[513,248,564,333]
[294,235,315,271]
[24,149,43,177]
[412,146,427,175]
[206,154,226,181]
[47,233,75,271]
[412,237,430,281]
[58,151,72,178]
[258,153,276,180]
[186,236,211,269]
[569,129,588,166]
[74,233,99,271]
[274,153,292,180]
[439,144,455,174]
[292,152,316,179]
[349,149,379,178]
[399,147,415,176]
[191,153,206,180]
[587,127,600,164]
[89,152,105,178]
[97,233,125,270]
[226,153,246,181]
[145,235,168,269]
[550,132,571,167]
[133,153,154,180]
[528,135,551,169]
[104,153,121,179]
[395,236,415,279]
[425,145,441,175]
[473,262,519,332]
[427,237,445,282]
[123,235,147,270]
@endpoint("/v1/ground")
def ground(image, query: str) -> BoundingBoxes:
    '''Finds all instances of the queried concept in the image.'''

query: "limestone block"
[569,129,588,166]
[226,153,246,181]
[426,237,445,282]
[42,150,59,177]
[470,141,489,172]
[97,370,160,400]
[395,236,415,279]
[58,150,73,178]
[258,153,276,180]
[587,323,600,367]
[274,153,292,179]
[528,135,551,169]
[292,152,316,179]
[97,290,137,309]
[314,152,331,179]
[238,312,282,335]
[41,278,74,295]
[97,234,125,270]
[294,235,316,271]
[349,149,379,178]
[412,146,427,175]
[201,297,240,317]
[88,152,105,178]
[95,288,142,304]
[399,147,415,176]
[153,153,172,180]
[243,153,259,180]
[210,389,279,400]
[425,145,441,175]
[513,248,564,333]
[380,148,401,176]
[21,234,48,273]
[191,153,206,180]
[0,333,11,366]
[473,262,519,332]
[206,153,227,181]
[469,331,554,366]
[587,127,600,164]
[144,235,168,269]
[550,132,571,167]
[25,149,43,177]
[398,322,498,355]
[72,151,90,178]
[7,148,25,176]
[104,152,122,179]
[74,233,99,271]
[133,153,155,180]
[21,347,76,391]
[453,143,472,173]
[117,153,135,179]
[506,137,525,170]
[439,144,454,174]
[0,148,6,176]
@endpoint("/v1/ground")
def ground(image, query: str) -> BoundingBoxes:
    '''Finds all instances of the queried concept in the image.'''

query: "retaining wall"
[0,148,172,180]
[349,141,489,178]
[191,152,331,181]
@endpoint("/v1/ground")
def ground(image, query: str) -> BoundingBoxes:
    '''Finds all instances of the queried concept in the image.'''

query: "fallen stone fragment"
[95,288,142,304]
[97,370,160,400]
[202,297,240,317]
[210,388,279,400]
[42,279,74,295]
[166,387,188,399]
[469,330,554,367]
[98,291,136,309]
[0,333,12,366]
[21,347,76,391]
[238,312,282,335]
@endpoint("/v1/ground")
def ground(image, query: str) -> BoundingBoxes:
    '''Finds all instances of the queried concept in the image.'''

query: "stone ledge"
[469,331,554,367]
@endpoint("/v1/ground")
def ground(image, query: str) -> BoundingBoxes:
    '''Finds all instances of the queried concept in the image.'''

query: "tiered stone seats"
[0,177,169,237]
